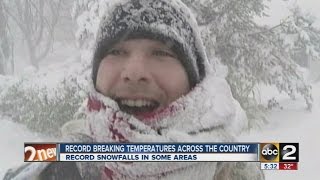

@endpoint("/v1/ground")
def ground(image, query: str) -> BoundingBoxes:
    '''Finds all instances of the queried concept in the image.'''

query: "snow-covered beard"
[83,72,247,180]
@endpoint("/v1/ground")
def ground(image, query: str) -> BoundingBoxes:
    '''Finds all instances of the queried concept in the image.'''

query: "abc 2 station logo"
[260,143,299,163]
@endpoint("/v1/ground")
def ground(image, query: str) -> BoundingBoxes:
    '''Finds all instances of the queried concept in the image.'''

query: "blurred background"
[0,0,319,179]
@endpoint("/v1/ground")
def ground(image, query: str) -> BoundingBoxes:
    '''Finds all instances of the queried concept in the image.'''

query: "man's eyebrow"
[152,47,178,58]
[152,46,175,53]
[152,42,174,51]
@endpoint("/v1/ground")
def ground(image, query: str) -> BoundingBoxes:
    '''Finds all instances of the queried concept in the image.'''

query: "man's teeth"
[121,99,153,107]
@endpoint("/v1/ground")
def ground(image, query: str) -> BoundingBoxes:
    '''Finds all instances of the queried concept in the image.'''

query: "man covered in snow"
[4,0,264,179]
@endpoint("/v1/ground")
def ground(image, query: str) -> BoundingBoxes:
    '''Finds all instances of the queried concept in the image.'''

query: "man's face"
[96,39,190,119]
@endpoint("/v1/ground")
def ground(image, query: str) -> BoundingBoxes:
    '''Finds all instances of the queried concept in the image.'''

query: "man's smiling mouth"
[115,98,160,115]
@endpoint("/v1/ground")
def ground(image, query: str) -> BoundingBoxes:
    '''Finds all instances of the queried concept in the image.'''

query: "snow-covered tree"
[0,1,14,75]
[276,6,320,68]
[71,0,118,50]
[182,0,314,127]
[0,0,90,136]
[0,62,89,136]
[2,0,62,69]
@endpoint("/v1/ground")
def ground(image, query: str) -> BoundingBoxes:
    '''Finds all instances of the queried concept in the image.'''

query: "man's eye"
[152,50,175,58]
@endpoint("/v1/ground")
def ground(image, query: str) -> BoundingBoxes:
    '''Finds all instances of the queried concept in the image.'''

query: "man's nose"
[120,54,151,83]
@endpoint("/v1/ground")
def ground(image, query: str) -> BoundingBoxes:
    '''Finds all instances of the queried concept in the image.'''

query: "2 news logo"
[260,143,299,162]
[24,143,57,162]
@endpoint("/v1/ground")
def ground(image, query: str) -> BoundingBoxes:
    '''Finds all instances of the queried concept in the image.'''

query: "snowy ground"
[0,83,319,179]
[0,118,44,178]
[240,81,320,180]
[240,100,319,180]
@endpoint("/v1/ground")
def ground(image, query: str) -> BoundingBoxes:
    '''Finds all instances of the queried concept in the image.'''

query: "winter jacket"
[4,72,265,180]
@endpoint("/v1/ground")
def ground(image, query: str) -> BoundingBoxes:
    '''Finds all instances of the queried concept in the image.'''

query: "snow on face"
[96,38,190,118]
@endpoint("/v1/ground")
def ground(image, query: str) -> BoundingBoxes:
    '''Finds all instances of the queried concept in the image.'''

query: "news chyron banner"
[24,142,299,170]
